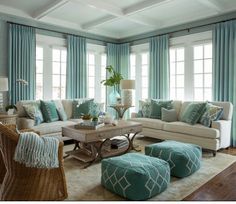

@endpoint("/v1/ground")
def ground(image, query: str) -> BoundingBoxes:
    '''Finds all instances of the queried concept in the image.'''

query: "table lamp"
[120,80,135,106]
[0,77,9,112]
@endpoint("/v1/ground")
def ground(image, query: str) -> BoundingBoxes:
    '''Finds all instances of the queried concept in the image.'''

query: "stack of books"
[74,122,105,130]
[111,139,129,149]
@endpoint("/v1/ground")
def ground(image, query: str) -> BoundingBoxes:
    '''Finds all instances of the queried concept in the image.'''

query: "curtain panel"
[8,24,36,104]
[213,20,236,146]
[149,35,169,99]
[66,35,87,99]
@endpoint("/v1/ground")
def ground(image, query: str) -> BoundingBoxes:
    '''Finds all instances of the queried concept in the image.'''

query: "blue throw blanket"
[14,132,59,168]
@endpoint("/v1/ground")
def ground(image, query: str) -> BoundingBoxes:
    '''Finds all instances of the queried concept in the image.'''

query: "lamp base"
[121,90,133,106]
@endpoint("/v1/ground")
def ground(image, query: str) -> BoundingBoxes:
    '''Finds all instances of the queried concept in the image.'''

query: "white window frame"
[169,31,212,101]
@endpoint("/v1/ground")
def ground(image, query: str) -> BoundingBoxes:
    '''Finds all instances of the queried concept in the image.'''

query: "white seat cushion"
[68,119,83,123]
[163,121,219,139]
[129,118,165,130]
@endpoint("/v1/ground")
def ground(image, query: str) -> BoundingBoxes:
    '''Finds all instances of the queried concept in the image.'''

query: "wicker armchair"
[0,124,68,201]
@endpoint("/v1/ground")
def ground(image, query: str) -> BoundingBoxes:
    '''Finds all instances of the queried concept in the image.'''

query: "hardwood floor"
[183,147,236,201]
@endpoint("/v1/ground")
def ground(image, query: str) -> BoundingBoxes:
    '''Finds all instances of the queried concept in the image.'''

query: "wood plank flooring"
[183,148,236,201]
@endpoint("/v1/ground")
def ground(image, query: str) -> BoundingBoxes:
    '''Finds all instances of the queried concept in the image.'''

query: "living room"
[0,0,236,202]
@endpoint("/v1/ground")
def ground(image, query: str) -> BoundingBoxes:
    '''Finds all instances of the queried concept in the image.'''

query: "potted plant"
[101,65,123,105]
[92,116,98,125]
[5,104,17,115]
[81,114,92,125]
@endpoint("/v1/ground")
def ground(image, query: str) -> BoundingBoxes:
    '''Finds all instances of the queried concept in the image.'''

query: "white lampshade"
[0,77,8,92]
[120,80,135,90]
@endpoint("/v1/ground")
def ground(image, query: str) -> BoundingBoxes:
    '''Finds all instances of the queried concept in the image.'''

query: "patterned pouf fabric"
[101,153,170,200]
[145,140,202,178]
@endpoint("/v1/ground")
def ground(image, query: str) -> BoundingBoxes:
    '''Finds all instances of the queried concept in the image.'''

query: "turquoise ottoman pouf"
[101,153,170,200]
[145,140,202,178]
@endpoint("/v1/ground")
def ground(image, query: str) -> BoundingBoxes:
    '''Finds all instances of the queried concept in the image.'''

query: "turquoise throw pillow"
[180,102,207,125]
[89,102,104,117]
[40,100,59,123]
[73,99,94,118]
[200,103,223,127]
[150,100,173,119]
[138,100,151,118]
[161,108,177,122]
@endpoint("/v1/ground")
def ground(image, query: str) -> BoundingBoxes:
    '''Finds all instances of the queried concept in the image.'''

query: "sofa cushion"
[16,100,41,117]
[61,99,74,119]
[129,118,165,130]
[161,108,177,122]
[180,102,207,125]
[32,120,76,135]
[138,100,151,118]
[199,103,223,127]
[53,100,67,121]
[150,100,173,119]
[23,104,44,125]
[40,100,59,123]
[163,121,219,139]
[72,99,94,118]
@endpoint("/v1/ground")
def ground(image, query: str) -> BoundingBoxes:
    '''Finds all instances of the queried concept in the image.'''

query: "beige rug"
[63,137,236,201]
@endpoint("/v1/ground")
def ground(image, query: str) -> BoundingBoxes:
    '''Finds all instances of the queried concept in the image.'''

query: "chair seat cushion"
[145,140,202,178]
[101,153,170,200]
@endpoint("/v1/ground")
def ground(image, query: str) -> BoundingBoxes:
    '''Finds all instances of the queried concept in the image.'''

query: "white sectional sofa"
[130,101,233,155]
[16,99,84,141]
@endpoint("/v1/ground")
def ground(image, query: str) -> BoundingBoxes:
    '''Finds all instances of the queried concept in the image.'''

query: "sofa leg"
[213,151,216,157]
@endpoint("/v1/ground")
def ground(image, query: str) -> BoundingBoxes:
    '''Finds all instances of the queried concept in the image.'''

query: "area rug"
[63,137,236,201]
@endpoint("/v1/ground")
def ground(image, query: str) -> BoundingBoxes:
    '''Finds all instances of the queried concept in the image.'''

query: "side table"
[0,114,17,125]
[109,105,133,119]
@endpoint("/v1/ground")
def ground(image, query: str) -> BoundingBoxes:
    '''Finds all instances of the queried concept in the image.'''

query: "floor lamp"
[120,80,135,106]
[0,77,8,113]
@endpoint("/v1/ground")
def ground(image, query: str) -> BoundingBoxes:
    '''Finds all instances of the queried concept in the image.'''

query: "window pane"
[204,88,212,101]
[176,62,184,74]
[88,88,94,98]
[142,53,148,64]
[204,59,212,73]
[61,50,67,62]
[176,75,184,87]
[61,63,66,75]
[204,74,212,88]
[88,54,95,64]
[53,87,60,99]
[142,77,148,87]
[170,76,175,88]
[36,61,43,73]
[88,76,95,87]
[194,74,203,88]
[142,88,148,99]
[53,49,60,61]
[194,88,203,101]
[142,65,148,76]
[36,74,43,86]
[130,54,135,66]
[36,47,43,60]
[53,75,60,87]
[194,45,203,59]
[176,88,184,100]
[61,87,66,99]
[194,60,203,73]
[170,62,175,75]
[36,86,43,100]
[61,75,66,87]
[177,48,184,61]
[170,88,176,100]
[204,44,212,58]
[101,55,106,66]
[53,62,60,74]
[170,49,175,62]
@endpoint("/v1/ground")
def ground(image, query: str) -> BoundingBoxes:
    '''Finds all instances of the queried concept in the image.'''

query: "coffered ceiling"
[0,0,236,39]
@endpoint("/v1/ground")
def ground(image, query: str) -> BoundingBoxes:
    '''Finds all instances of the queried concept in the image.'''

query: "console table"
[0,114,17,125]
[109,104,133,119]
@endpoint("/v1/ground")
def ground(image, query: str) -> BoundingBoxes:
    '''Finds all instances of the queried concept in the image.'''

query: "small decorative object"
[5,104,17,115]
[116,97,122,105]
[81,114,92,125]
[16,78,28,85]
[92,116,98,126]
[99,112,113,124]
[120,79,135,106]
[100,65,123,105]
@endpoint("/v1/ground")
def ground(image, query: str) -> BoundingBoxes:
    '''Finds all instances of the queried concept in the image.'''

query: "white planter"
[7,109,14,115]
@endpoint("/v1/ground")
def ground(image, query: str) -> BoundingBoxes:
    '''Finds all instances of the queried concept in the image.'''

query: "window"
[141,53,149,100]
[193,43,212,101]
[36,46,43,100]
[87,43,107,104]
[169,47,185,100]
[169,31,212,101]
[52,48,67,99]
[129,54,136,113]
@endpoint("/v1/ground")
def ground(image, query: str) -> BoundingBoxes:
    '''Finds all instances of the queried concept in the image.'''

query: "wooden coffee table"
[62,120,142,167]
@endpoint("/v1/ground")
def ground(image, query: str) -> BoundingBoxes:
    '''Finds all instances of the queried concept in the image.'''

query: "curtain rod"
[122,17,236,44]
[6,21,118,44]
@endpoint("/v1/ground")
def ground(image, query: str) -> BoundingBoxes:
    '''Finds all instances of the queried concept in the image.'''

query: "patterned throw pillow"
[161,108,177,122]
[23,104,44,126]
[180,102,207,125]
[150,100,173,119]
[40,100,59,123]
[89,102,104,116]
[73,99,94,118]
[138,100,151,118]
[200,103,223,127]
[53,100,67,121]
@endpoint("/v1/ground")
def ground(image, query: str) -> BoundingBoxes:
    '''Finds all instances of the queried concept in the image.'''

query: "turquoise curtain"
[8,24,36,104]
[66,35,87,99]
[149,35,169,99]
[213,20,236,146]
[106,43,130,96]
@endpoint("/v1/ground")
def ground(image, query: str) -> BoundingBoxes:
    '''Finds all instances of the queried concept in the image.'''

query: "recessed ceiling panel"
[102,0,145,9]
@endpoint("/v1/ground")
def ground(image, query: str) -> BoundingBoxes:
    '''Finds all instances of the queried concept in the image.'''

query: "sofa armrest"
[131,112,138,118]
[212,120,231,148]
[17,117,35,130]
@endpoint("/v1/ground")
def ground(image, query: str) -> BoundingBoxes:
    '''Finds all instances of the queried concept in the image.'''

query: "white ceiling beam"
[197,0,222,13]
[79,0,170,29]
[32,0,69,20]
